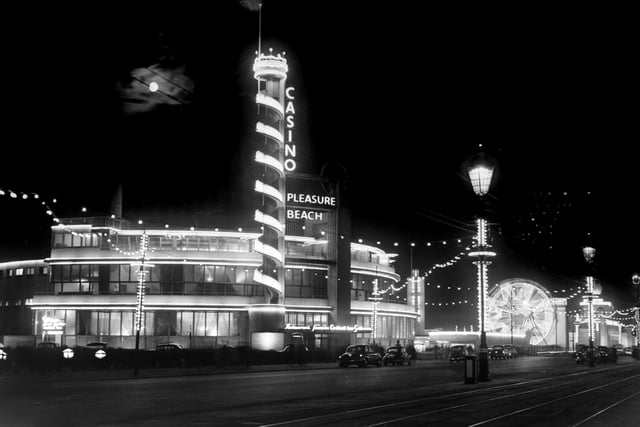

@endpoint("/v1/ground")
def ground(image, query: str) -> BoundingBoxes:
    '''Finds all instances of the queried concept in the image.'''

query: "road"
[1,356,639,426]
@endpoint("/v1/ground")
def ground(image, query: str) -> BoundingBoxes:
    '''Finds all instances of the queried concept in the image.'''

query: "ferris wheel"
[487,279,556,346]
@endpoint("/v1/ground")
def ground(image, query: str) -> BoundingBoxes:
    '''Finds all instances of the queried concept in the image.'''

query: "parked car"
[575,344,600,364]
[503,344,518,358]
[85,342,108,350]
[448,344,467,363]
[596,346,611,362]
[338,344,381,367]
[156,343,184,351]
[382,345,411,366]
[623,347,632,356]
[36,342,60,349]
[490,345,506,359]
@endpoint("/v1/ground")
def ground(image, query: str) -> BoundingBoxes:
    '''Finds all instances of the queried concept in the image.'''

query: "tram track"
[257,364,640,426]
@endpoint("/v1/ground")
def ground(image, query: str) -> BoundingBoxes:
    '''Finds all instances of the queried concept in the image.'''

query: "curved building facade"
[0,215,417,353]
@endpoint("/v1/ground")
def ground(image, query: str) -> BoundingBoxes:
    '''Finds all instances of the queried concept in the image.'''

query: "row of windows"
[111,236,252,253]
[36,310,242,337]
[42,282,266,297]
[285,241,328,259]
[41,264,329,298]
[50,264,258,286]
[0,267,48,279]
[284,269,328,299]
[53,232,101,249]
[352,314,414,340]
[285,312,329,326]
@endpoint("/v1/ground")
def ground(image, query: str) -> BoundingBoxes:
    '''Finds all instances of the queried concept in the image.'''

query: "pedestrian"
[466,345,474,355]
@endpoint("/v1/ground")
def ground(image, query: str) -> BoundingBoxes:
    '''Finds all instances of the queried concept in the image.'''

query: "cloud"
[239,0,262,12]
[117,64,195,115]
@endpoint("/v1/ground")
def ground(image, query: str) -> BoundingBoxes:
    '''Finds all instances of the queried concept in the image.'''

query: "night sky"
[1,2,637,328]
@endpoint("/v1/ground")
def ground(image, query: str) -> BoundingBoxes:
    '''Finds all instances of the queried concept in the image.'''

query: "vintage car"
[338,344,381,368]
[448,344,467,363]
[382,345,411,366]
[490,345,506,359]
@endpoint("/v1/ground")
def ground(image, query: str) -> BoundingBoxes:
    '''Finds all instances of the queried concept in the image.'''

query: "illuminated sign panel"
[285,323,372,333]
[285,176,336,227]
[42,316,65,335]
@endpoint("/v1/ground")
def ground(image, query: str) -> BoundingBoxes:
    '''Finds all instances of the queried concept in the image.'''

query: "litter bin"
[464,355,478,384]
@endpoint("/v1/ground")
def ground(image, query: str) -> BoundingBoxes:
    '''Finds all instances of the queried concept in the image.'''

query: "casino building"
[0,49,418,354]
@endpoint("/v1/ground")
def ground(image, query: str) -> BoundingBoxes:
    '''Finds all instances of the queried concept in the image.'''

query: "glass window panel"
[110,265,119,282]
[62,282,80,293]
[218,312,230,336]
[292,270,302,285]
[181,312,193,336]
[144,312,154,336]
[206,312,218,336]
[204,266,215,283]
[98,312,109,336]
[121,312,133,336]
[235,268,247,284]
[120,265,129,282]
[313,313,322,325]
[225,267,236,283]
[79,264,90,281]
[76,311,89,335]
[150,267,160,282]
[110,312,121,335]
[230,312,240,336]
[153,311,176,336]
[198,238,210,251]
[286,285,300,298]
[52,266,63,282]
[194,312,206,336]
[61,265,71,282]
[238,239,250,252]
[183,265,194,283]
[194,266,204,283]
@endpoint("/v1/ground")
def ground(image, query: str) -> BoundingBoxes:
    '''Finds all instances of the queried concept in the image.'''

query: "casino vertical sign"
[284,86,297,172]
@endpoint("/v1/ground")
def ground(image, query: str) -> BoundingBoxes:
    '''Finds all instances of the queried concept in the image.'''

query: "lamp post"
[467,150,496,382]
[582,246,599,367]
[633,273,640,348]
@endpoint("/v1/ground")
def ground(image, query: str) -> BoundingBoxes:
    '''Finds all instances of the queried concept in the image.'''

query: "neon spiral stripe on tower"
[252,51,288,300]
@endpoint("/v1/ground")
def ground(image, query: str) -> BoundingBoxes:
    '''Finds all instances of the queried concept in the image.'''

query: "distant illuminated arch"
[487,278,555,346]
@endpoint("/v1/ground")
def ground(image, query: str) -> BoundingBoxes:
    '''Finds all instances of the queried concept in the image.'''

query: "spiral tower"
[252,49,288,303]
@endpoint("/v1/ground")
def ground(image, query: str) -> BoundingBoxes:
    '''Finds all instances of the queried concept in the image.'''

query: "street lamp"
[582,246,600,368]
[466,150,496,382]
[632,273,640,348]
